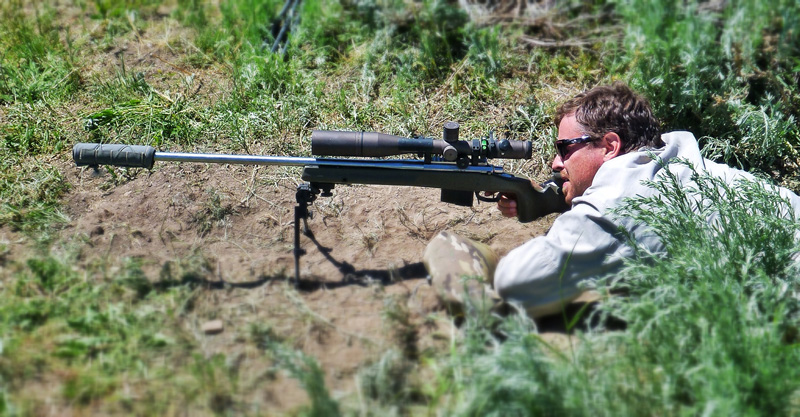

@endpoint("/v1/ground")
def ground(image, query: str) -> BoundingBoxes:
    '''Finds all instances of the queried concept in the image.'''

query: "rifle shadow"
[145,231,427,293]
[294,231,428,292]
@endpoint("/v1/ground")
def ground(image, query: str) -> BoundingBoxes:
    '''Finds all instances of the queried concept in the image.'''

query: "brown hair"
[555,82,663,154]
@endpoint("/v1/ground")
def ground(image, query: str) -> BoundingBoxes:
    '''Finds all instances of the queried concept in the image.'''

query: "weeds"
[85,64,204,147]
[609,0,800,183]
[0,158,69,239]
[427,161,800,416]
[0,249,203,412]
[192,188,235,236]
[596,162,800,414]
[0,2,80,104]
[358,349,417,414]
[255,331,342,417]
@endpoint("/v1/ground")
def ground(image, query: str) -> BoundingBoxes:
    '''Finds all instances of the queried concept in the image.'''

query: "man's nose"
[551,154,564,171]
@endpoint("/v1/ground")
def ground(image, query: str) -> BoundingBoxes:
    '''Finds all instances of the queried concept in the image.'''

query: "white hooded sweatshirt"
[493,131,800,317]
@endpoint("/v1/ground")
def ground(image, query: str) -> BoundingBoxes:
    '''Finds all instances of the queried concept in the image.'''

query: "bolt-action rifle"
[73,122,568,281]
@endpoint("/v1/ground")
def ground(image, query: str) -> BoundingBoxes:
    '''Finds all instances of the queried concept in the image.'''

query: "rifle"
[73,122,568,281]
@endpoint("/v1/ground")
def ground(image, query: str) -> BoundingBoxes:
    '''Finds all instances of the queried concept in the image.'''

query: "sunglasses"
[555,135,595,159]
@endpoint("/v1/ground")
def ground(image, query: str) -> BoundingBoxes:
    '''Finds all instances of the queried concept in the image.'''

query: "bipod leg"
[293,183,319,285]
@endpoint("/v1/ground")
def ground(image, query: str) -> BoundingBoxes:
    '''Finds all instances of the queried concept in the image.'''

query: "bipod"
[293,182,332,284]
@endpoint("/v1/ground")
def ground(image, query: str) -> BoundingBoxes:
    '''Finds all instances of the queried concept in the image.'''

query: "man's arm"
[491,151,665,317]
[493,201,633,317]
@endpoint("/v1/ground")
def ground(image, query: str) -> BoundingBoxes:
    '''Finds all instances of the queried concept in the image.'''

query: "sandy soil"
[59,157,558,411]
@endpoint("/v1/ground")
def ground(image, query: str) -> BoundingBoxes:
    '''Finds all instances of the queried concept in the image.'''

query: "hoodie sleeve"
[493,197,633,317]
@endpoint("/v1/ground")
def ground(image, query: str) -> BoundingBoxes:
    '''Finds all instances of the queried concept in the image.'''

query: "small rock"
[202,319,224,335]
[90,226,104,237]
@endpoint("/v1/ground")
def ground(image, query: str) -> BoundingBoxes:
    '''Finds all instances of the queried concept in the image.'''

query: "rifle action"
[73,122,568,281]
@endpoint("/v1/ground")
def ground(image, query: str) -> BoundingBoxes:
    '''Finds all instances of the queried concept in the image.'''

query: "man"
[424,83,800,317]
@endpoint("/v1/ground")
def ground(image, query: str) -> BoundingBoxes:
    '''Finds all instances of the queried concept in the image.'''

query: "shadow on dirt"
[136,231,429,295]
[292,230,429,291]
[143,262,427,294]
[149,274,276,291]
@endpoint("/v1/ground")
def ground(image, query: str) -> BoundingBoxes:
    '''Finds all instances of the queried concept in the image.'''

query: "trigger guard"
[475,191,500,203]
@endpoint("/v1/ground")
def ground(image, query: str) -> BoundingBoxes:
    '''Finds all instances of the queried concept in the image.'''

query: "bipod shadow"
[292,182,427,288]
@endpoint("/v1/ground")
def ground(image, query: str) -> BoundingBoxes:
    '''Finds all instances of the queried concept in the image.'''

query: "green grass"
[0,2,80,104]
[429,163,800,416]
[1,0,799,414]
[610,0,800,183]
[0,251,197,413]
[84,64,205,148]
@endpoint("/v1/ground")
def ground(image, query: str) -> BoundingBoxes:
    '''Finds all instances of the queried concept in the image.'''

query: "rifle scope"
[311,128,531,164]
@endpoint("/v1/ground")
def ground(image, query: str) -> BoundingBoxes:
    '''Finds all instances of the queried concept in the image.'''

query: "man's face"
[551,114,609,205]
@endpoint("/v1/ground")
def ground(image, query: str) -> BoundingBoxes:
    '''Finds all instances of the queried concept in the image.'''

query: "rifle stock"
[300,164,566,223]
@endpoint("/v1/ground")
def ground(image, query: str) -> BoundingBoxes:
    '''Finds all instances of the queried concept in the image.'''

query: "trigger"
[476,191,500,203]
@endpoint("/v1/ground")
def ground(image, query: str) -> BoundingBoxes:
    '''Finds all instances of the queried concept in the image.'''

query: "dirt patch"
[63,161,552,282]
[59,156,555,411]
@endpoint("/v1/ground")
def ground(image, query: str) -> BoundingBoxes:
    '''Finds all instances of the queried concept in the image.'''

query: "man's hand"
[482,191,519,218]
[496,193,519,218]
[491,178,569,219]
[494,179,545,218]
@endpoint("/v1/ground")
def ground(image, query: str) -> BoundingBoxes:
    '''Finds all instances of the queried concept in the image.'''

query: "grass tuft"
[0,2,80,104]
[422,159,800,416]
[609,0,800,184]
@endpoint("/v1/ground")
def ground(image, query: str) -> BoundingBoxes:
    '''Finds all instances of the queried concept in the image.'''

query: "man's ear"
[601,132,623,161]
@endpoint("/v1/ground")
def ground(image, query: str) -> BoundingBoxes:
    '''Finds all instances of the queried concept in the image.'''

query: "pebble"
[202,319,224,335]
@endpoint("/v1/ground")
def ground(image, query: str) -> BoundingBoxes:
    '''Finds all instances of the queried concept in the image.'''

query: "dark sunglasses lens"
[556,142,568,157]
[556,136,591,158]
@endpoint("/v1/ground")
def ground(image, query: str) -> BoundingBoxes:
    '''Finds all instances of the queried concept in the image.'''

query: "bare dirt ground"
[59,157,558,411]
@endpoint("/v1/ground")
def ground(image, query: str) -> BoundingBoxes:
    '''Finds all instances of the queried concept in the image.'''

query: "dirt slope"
[60,159,556,411]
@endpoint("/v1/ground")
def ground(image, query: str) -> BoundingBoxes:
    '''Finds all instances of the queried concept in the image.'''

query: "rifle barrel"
[156,152,499,172]
[73,143,500,173]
